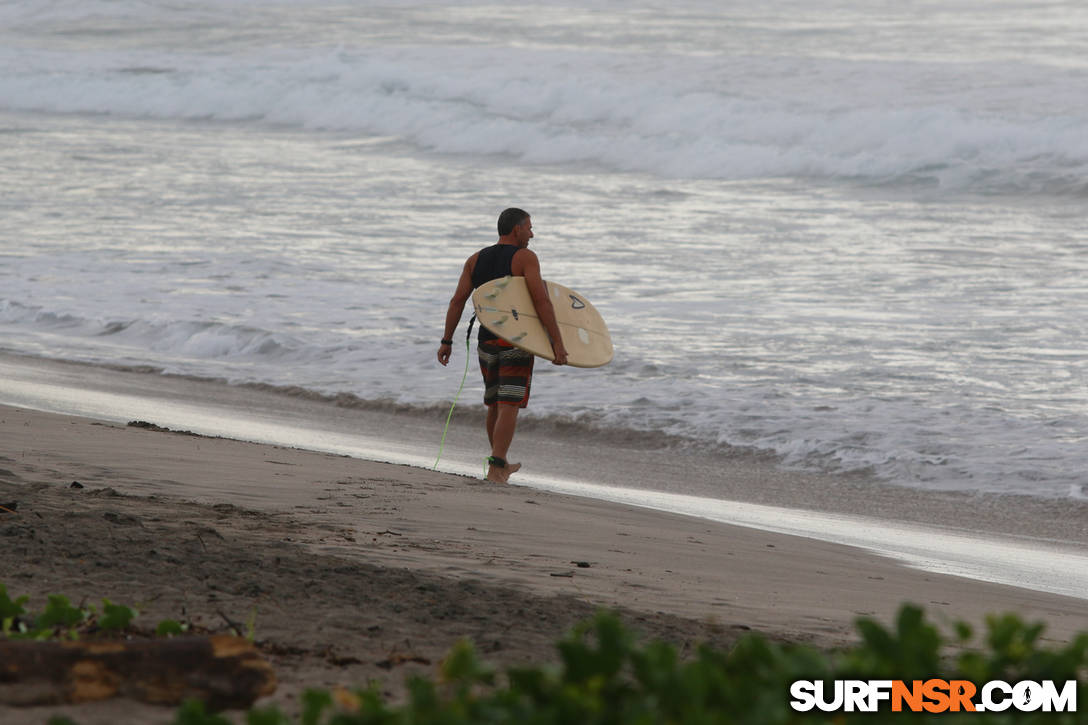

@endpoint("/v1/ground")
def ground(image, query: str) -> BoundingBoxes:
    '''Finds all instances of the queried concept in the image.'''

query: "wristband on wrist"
[440,338,453,345]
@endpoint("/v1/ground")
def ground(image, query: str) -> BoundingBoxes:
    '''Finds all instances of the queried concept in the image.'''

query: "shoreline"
[2,400,1088,721]
[2,350,1087,548]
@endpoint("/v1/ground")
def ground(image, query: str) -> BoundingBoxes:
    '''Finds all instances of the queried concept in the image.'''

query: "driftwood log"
[0,635,276,709]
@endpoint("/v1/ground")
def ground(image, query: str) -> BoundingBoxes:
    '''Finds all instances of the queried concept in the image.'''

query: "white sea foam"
[2,2,1087,194]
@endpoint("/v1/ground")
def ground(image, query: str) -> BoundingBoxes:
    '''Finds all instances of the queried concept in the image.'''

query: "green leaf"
[441,638,494,687]
[174,699,233,725]
[300,689,333,725]
[156,619,187,636]
[35,594,85,629]
[0,583,29,620]
[245,705,292,725]
[99,599,137,631]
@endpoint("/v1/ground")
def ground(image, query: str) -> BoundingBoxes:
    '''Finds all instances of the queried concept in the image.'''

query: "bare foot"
[485,461,521,484]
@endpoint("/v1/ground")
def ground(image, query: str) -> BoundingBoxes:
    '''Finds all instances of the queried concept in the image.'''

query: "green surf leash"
[434,315,476,470]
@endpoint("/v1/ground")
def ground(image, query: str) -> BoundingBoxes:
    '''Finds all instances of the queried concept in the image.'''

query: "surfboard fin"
[488,278,511,297]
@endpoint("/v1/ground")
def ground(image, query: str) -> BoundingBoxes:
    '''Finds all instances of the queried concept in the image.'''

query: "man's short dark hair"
[497,208,530,236]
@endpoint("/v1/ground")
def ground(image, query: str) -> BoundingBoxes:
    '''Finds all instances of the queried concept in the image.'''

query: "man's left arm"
[515,250,568,365]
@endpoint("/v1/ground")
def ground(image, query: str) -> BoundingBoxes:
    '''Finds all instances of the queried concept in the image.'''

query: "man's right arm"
[438,255,476,366]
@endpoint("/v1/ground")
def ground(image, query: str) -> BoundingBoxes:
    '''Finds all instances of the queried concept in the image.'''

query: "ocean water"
[1,0,1086,500]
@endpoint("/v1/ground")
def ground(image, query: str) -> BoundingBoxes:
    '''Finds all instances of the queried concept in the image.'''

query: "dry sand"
[1,403,1086,724]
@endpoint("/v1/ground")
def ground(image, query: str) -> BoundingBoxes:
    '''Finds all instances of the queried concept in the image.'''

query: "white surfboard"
[472,276,613,368]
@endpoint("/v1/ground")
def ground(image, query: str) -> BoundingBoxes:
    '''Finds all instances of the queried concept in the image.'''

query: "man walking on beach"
[438,208,568,483]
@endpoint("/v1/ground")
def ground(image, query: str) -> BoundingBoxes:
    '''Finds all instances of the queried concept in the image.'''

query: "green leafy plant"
[1,583,192,641]
[174,699,234,725]
[0,582,29,635]
[164,605,1087,725]
[841,603,942,678]
[98,598,138,631]
[35,594,87,638]
[0,582,28,620]
[8,587,1087,725]
[157,619,188,636]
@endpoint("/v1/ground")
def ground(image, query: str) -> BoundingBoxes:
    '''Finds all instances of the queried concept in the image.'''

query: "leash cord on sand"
[434,315,475,470]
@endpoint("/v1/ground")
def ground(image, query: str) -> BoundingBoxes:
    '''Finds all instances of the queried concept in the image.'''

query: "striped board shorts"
[478,339,534,407]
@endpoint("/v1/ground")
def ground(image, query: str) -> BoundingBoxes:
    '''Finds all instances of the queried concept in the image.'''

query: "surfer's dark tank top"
[471,243,520,343]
